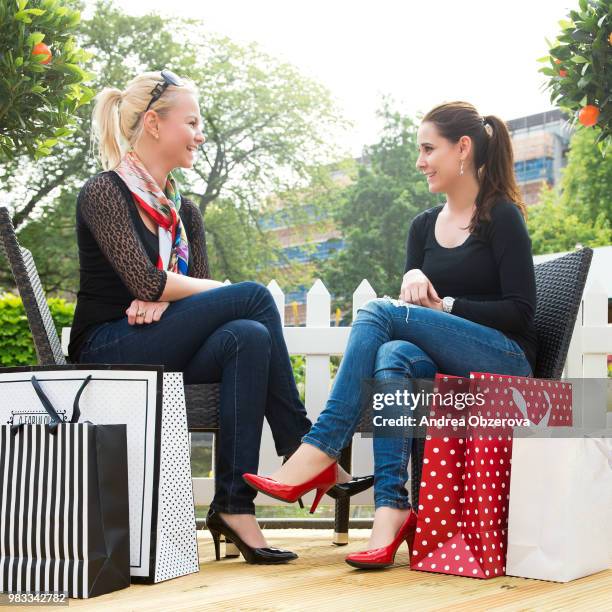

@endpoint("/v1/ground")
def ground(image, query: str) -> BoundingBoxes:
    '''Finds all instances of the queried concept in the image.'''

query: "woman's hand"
[125,299,170,325]
[400,269,442,309]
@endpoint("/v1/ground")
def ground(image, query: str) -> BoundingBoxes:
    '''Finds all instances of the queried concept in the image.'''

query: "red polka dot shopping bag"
[410,372,572,579]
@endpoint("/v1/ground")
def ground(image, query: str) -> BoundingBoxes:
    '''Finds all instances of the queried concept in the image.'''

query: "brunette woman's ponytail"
[476,114,526,228]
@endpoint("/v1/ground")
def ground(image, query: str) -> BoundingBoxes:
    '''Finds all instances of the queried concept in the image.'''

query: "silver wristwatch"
[442,296,455,313]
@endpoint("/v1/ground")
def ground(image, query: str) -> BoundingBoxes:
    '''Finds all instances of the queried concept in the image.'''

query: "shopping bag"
[411,372,572,579]
[506,433,612,582]
[0,365,199,584]
[0,375,130,598]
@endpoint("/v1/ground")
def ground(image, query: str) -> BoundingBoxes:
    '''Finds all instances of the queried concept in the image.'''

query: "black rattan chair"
[0,207,224,501]
[332,247,594,545]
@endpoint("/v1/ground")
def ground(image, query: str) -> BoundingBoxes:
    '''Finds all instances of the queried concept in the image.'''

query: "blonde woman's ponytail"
[91,87,124,170]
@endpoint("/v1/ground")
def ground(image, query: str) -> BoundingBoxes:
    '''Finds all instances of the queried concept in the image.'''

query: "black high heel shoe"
[326,475,375,499]
[205,509,298,564]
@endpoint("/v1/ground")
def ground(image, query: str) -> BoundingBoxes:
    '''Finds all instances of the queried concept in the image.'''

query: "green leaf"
[14,11,32,23]
[571,55,589,63]
[57,63,88,81]
[26,31,45,47]
[551,46,571,60]
[53,127,72,137]
[571,29,592,43]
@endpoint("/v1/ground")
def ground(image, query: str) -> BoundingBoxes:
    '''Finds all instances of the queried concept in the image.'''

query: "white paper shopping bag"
[506,436,612,582]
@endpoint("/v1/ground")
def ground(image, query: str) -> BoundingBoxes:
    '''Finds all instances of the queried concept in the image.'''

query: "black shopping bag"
[0,376,130,598]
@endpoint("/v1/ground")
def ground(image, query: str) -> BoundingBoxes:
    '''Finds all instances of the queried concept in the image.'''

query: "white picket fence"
[59,257,611,507]
[191,274,612,508]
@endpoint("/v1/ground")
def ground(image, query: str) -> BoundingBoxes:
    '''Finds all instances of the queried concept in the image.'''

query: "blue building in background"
[507,109,572,204]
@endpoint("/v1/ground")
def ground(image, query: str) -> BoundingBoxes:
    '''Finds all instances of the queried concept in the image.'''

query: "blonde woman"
[68,69,317,564]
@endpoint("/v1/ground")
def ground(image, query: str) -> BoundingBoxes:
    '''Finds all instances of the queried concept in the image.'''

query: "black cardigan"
[68,171,209,362]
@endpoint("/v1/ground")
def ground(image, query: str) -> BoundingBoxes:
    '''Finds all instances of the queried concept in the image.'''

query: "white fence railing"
[60,266,611,506]
[191,276,612,507]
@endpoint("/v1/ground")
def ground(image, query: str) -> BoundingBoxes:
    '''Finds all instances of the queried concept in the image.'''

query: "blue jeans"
[79,281,311,514]
[301,297,533,509]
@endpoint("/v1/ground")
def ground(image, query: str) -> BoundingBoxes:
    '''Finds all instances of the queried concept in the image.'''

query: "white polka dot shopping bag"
[411,372,572,579]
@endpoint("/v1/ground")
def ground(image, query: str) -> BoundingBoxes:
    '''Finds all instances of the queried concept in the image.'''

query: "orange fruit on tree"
[578,105,600,127]
[32,42,52,65]
[609,32,612,45]
[559,69,567,77]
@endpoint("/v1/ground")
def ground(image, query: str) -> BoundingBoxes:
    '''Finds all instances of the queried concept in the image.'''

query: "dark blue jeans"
[79,281,312,514]
[302,297,533,509]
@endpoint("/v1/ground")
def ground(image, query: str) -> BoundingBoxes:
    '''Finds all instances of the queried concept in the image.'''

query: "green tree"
[0,0,346,293]
[318,103,442,312]
[0,0,92,161]
[527,127,611,254]
[540,0,611,152]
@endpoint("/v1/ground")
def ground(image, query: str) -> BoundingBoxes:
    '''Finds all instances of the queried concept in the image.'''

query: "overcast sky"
[101,0,573,156]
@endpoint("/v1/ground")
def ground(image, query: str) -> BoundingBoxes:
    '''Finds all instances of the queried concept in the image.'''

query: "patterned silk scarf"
[114,149,189,275]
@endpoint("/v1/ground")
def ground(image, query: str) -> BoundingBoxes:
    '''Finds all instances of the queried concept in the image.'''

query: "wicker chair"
[0,206,223,429]
[331,247,594,545]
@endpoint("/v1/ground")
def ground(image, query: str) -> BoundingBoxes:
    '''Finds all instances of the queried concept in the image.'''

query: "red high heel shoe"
[243,462,337,514]
[345,509,417,569]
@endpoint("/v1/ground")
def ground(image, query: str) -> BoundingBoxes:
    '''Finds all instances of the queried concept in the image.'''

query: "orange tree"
[0,0,92,161]
[540,0,611,153]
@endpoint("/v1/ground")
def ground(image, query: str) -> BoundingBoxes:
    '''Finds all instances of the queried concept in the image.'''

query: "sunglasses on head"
[145,69,183,112]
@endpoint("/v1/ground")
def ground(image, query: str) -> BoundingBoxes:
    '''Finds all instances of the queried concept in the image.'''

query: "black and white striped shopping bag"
[0,376,130,598]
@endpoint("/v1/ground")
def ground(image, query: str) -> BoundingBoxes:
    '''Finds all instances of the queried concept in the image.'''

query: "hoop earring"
[459,160,464,176]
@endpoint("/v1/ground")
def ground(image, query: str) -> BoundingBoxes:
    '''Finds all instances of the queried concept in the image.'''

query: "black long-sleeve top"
[404,201,537,372]
[68,171,209,362]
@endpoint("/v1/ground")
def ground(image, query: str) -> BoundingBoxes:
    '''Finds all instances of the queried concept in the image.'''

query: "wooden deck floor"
[62,529,610,611]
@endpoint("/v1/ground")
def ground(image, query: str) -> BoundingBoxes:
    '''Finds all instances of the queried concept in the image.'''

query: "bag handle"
[11,375,92,435]
[70,375,92,424]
